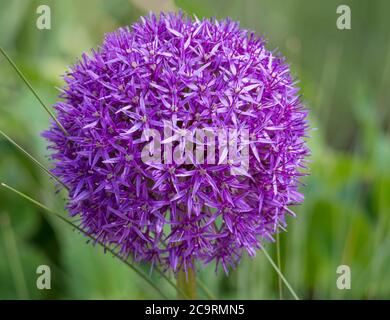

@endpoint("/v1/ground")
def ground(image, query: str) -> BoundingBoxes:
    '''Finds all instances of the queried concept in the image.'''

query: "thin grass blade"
[0,212,29,299]
[154,269,191,300]
[0,182,170,300]
[0,129,68,190]
[276,232,283,299]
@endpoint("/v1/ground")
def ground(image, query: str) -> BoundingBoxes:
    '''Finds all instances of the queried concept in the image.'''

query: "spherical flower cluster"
[44,12,309,274]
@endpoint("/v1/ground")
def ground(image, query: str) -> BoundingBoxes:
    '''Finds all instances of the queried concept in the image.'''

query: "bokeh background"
[1,0,390,299]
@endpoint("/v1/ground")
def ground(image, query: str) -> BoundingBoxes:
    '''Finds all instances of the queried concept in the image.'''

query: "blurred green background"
[1,0,390,300]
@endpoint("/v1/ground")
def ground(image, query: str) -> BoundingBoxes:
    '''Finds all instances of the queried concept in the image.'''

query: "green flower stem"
[0,47,68,136]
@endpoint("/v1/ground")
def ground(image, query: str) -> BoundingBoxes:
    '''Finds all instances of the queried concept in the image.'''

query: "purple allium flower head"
[43,12,309,274]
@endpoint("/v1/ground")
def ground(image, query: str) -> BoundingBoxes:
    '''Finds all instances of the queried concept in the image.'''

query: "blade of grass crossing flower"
[0,182,169,300]
[276,232,283,300]
[196,279,217,300]
[0,47,68,135]
[0,129,68,190]
[260,244,299,300]
[155,269,191,300]
[0,212,29,299]
[1,181,190,299]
